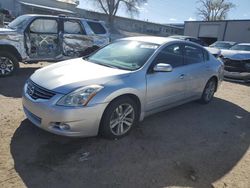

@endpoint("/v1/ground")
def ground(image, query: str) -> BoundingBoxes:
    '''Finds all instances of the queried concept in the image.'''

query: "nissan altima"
[22,36,224,139]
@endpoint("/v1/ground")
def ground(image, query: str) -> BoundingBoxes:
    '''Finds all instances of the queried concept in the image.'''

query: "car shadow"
[0,67,39,98]
[10,98,250,188]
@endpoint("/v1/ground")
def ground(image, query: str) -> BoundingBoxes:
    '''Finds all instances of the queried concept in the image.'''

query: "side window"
[154,44,183,68]
[184,45,204,65]
[30,19,58,33]
[87,21,106,34]
[64,20,85,34]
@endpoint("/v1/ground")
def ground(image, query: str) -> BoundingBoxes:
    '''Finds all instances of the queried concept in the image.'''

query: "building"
[184,20,250,45]
[0,0,78,17]
[76,9,184,37]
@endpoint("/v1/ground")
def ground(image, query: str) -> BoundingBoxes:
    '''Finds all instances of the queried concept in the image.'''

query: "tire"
[99,96,139,139]
[200,78,217,104]
[0,51,19,77]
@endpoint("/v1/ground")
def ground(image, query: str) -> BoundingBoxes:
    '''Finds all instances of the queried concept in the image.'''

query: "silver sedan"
[22,36,224,139]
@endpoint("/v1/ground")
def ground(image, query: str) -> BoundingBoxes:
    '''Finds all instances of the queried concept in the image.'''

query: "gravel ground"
[0,62,249,188]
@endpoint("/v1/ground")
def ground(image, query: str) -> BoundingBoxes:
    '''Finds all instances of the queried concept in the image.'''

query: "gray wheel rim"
[0,57,14,75]
[204,81,216,101]
[109,103,135,136]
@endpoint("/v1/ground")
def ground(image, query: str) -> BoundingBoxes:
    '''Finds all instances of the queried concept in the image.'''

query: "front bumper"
[22,90,108,137]
[224,70,250,83]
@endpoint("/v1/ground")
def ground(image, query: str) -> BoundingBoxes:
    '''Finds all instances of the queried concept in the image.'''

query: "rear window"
[87,21,106,34]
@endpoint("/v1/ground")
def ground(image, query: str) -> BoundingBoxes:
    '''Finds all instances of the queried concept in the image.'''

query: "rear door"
[183,44,210,97]
[85,20,110,47]
[146,43,188,111]
[62,19,94,57]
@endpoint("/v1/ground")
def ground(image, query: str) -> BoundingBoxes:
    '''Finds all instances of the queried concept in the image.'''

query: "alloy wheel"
[109,103,135,136]
[0,57,14,76]
[204,80,216,101]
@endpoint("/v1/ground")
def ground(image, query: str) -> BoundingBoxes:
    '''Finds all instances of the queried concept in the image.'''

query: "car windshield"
[8,15,30,29]
[230,44,250,51]
[87,40,159,70]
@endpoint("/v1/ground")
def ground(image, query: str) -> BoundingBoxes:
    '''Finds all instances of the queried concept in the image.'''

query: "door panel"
[25,18,60,60]
[145,43,188,112]
[183,44,210,97]
[146,67,188,111]
[62,20,94,57]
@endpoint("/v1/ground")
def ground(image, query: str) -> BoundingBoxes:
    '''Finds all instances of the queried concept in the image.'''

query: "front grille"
[26,80,56,100]
[222,58,250,72]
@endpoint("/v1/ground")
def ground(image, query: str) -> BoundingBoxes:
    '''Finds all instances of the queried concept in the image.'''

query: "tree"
[196,0,235,21]
[88,0,147,29]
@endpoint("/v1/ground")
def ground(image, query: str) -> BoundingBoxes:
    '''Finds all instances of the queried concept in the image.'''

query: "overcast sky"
[79,0,250,24]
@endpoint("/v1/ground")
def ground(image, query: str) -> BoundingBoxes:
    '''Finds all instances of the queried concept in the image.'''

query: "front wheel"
[200,78,217,104]
[99,97,139,139]
[0,51,19,77]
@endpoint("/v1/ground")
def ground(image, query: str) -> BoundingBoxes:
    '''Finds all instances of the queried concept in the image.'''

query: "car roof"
[120,36,178,45]
[22,14,103,23]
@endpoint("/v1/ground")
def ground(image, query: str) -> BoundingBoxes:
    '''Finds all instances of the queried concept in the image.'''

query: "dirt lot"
[0,63,250,188]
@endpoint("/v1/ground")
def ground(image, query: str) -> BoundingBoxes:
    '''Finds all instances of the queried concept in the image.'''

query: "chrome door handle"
[179,74,185,79]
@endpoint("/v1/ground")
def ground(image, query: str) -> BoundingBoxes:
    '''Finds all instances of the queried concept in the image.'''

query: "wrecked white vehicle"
[220,43,250,82]
[0,14,110,76]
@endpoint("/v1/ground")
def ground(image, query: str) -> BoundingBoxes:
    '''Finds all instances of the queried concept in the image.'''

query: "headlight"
[57,85,103,107]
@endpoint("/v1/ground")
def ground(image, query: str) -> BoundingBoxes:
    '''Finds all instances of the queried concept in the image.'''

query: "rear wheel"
[99,97,139,139]
[0,51,19,77]
[200,78,216,104]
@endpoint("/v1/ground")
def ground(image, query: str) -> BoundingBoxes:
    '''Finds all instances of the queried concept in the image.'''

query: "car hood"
[30,58,131,94]
[0,27,16,34]
[221,49,250,60]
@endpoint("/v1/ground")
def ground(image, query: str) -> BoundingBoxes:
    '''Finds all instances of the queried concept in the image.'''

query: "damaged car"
[220,43,250,82]
[0,14,110,77]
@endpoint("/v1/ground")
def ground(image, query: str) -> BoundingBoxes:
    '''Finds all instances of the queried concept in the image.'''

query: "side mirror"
[153,63,173,72]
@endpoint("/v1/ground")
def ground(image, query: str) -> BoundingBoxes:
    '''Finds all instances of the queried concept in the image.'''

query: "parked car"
[220,43,250,82]
[22,36,224,139]
[209,41,237,50]
[169,35,208,46]
[0,14,110,77]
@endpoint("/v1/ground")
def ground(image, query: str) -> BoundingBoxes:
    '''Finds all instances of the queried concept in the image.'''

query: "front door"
[25,18,60,60]
[146,43,188,112]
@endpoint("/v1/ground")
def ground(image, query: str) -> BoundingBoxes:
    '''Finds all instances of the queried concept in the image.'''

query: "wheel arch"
[98,93,142,136]
[0,45,22,61]
[103,93,142,116]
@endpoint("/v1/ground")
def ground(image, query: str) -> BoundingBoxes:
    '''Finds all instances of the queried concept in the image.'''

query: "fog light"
[59,123,70,130]
[50,122,70,130]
